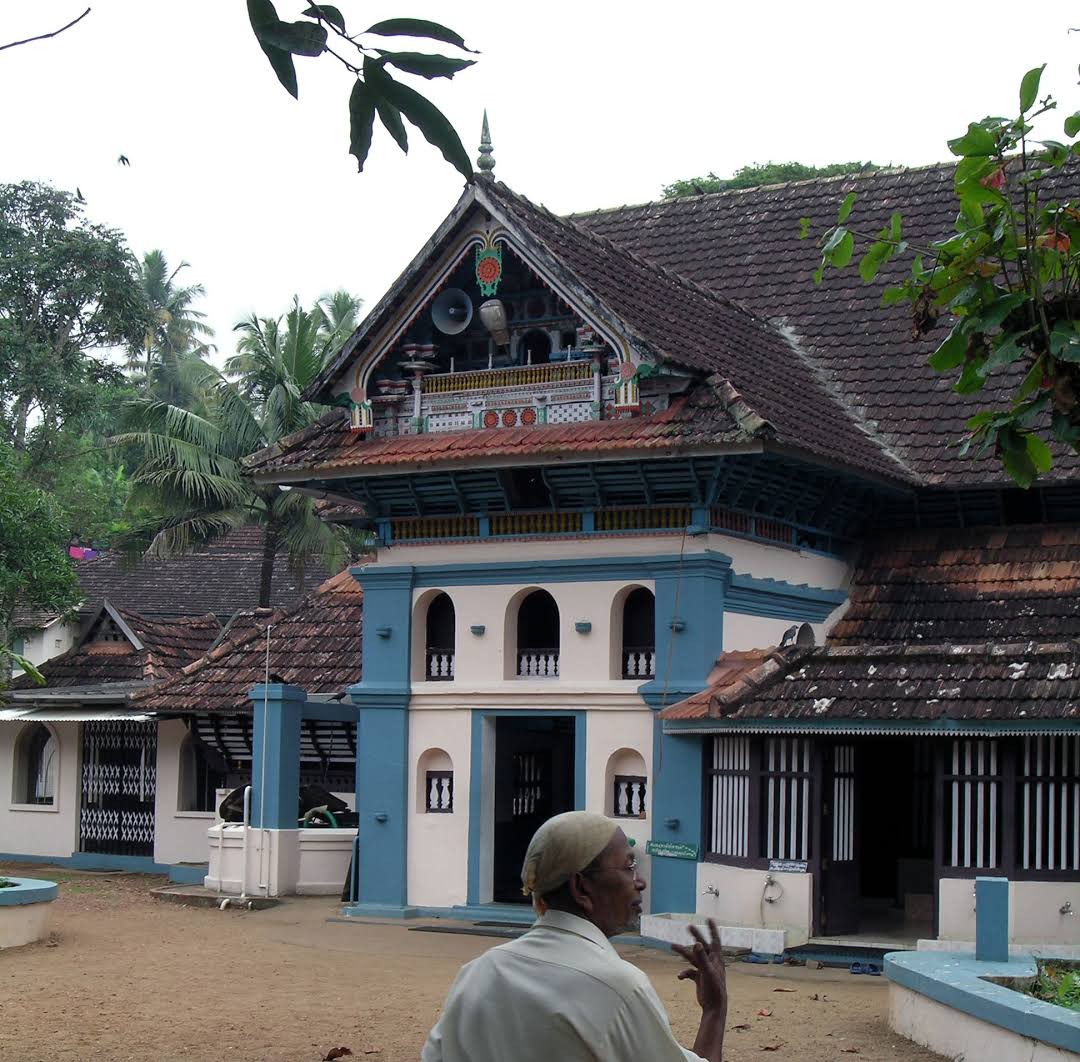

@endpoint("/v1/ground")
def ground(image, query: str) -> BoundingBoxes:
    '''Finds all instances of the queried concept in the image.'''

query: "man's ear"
[567,871,595,914]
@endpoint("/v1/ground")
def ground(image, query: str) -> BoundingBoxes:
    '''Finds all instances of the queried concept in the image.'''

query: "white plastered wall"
[407,708,471,908]
[0,721,79,858]
[154,719,216,867]
[939,877,1080,946]
[15,619,78,670]
[696,862,814,946]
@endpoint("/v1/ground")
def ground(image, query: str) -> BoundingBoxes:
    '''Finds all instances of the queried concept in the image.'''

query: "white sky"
[1,2,1078,355]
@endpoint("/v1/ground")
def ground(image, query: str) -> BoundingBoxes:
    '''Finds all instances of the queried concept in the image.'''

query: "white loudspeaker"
[432,288,474,335]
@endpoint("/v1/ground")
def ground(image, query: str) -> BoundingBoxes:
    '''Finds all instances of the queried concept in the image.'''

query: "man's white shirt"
[422,909,705,1061]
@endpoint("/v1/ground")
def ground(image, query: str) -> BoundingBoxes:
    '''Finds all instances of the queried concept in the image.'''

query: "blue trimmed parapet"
[0,877,58,906]
[885,950,1080,1056]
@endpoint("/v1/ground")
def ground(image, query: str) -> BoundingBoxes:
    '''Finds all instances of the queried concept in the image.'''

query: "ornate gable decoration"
[336,210,669,439]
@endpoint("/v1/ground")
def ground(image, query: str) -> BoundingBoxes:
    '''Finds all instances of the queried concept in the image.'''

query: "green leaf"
[954,360,987,395]
[822,226,847,255]
[1003,447,1036,488]
[302,4,345,33]
[375,50,477,79]
[837,192,857,224]
[948,122,999,158]
[256,18,327,56]
[365,18,477,52]
[1017,356,1044,400]
[1020,64,1046,113]
[972,292,1026,330]
[985,331,1027,370]
[1025,432,1053,473]
[1049,321,1080,362]
[831,230,855,268]
[928,328,968,371]
[247,0,298,98]
[1037,139,1071,166]
[858,240,892,282]
[375,72,473,181]
[363,58,409,152]
[348,79,377,171]
[1065,112,1080,138]
[798,217,811,240]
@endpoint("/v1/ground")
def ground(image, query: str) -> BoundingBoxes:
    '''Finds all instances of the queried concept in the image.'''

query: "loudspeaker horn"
[431,288,474,335]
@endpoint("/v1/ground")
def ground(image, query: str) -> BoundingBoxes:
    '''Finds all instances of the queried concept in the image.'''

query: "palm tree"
[129,250,215,406]
[113,290,362,606]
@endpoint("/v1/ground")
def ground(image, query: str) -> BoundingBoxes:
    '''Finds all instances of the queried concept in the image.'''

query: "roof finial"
[477,110,495,174]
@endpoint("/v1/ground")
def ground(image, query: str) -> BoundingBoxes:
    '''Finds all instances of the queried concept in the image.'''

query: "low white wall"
[939,878,1080,946]
[408,708,470,908]
[205,826,354,897]
[154,719,216,866]
[0,721,79,859]
[0,901,53,949]
[889,982,1079,1062]
[695,862,813,947]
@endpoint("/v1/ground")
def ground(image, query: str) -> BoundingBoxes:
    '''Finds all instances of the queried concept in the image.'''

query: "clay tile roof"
[67,526,329,621]
[662,523,1080,725]
[574,164,1080,486]
[131,569,363,715]
[9,607,221,692]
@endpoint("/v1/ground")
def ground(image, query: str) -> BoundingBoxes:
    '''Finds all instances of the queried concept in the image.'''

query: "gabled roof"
[259,177,909,486]
[131,569,363,715]
[662,524,1080,727]
[8,602,221,694]
[575,164,1080,486]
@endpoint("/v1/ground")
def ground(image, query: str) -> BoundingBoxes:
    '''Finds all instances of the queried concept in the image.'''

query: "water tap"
[1061,901,1074,916]
[702,884,720,898]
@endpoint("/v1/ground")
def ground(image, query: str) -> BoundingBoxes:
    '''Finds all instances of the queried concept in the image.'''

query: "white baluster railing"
[517,650,560,678]
[427,649,455,681]
[623,648,657,679]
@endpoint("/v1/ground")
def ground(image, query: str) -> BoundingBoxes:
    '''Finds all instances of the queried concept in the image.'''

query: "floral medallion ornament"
[520,406,537,425]
[501,409,517,427]
[483,410,499,428]
[475,244,503,296]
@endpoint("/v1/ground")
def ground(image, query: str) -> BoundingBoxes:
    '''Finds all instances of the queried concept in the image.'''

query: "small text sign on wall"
[646,840,700,861]
[768,859,808,873]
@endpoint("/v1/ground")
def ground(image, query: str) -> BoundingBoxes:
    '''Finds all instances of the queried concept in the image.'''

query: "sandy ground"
[0,864,944,1062]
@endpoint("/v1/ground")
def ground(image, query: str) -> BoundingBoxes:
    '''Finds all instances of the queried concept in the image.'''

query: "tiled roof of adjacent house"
[661,524,1080,725]
[131,569,363,715]
[574,164,1080,486]
[8,605,221,692]
[63,526,327,623]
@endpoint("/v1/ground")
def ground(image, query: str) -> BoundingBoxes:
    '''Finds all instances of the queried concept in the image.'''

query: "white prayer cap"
[520,811,618,910]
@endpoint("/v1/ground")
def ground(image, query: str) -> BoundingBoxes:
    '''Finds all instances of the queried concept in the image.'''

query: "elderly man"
[422,811,727,1061]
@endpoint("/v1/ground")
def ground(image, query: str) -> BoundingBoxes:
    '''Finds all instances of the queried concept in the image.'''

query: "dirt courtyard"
[0,864,943,1061]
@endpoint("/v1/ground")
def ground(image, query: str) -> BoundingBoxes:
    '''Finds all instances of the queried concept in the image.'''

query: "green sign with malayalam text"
[646,840,699,861]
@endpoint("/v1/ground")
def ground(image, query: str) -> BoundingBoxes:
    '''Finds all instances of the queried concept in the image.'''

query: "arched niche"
[412,588,457,682]
[417,747,454,813]
[609,584,656,680]
[12,722,58,806]
[605,747,648,819]
[505,587,560,679]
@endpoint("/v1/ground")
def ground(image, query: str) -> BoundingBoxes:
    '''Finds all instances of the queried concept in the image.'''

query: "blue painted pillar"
[642,551,730,913]
[347,564,415,916]
[975,876,1010,962]
[249,683,306,829]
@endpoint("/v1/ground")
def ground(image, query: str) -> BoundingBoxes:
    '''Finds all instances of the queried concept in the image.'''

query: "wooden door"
[820,743,859,935]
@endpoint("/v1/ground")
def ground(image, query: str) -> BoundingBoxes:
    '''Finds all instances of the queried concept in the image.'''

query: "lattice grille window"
[709,737,751,858]
[762,737,812,862]
[1021,735,1080,872]
[425,770,453,813]
[547,402,593,424]
[944,739,1001,870]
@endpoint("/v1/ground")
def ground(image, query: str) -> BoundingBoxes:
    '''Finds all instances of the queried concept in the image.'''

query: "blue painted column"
[348,564,416,916]
[975,876,1010,962]
[249,683,306,829]
[642,550,730,913]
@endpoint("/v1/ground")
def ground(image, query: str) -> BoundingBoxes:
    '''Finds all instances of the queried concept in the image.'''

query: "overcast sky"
[2,2,1078,355]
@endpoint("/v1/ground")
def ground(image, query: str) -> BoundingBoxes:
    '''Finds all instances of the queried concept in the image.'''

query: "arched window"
[417,747,454,813]
[605,748,648,819]
[516,589,560,678]
[13,723,57,805]
[425,592,456,681]
[178,731,226,813]
[621,587,656,679]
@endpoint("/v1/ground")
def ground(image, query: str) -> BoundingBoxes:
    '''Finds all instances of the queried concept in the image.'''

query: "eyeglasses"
[582,857,638,878]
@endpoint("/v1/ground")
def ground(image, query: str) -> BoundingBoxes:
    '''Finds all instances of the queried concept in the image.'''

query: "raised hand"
[672,918,728,1016]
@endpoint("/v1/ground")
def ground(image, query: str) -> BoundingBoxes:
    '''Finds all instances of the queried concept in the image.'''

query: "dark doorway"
[425,592,455,681]
[80,720,157,857]
[819,738,935,940]
[492,715,576,903]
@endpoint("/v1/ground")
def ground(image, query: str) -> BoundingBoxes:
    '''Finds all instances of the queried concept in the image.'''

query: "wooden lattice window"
[425,770,453,813]
[762,737,812,863]
[943,739,1002,870]
[1020,736,1080,873]
[613,774,647,818]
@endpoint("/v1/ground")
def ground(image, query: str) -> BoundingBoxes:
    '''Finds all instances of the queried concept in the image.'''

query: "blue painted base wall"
[0,852,175,875]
